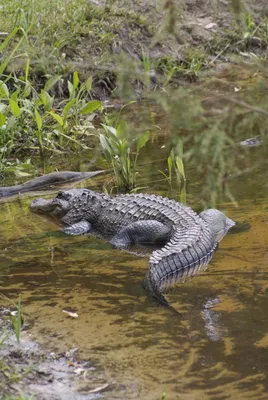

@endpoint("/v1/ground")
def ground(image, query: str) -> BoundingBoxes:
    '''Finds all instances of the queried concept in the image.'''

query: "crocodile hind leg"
[110,220,172,249]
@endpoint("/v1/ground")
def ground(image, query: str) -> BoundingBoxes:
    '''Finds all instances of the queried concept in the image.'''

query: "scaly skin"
[30,189,235,305]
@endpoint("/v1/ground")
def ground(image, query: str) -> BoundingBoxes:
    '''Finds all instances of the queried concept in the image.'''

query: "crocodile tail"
[143,270,170,306]
[144,230,217,306]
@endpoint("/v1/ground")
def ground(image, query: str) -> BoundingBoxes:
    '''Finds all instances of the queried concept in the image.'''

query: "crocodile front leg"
[110,220,172,249]
[62,220,92,235]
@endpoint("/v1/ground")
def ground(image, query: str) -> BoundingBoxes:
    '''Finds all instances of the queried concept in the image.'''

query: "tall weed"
[99,119,149,191]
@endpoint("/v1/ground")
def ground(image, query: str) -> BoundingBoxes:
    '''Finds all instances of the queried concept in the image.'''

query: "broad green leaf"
[80,100,102,115]
[15,170,31,177]
[116,120,129,138]
[44,75,62,91]
[127,157,131,172]
[0,112,6,126]
[119,141,127,155]
[10,99,21,117]
[34,108,42,131]
[137,131,149,150]
[49,111,64,126]
[73,71,79,90]
[23,80,32,97]
[180,184,187,204]
[101,123,117,135]
[63,99,76,117]
[0,81,9,98]
[174,139,184,158]
[175,156,185,179]
[68,81,74,98]
[99,134,111,152]
[85,76,92,93]
[39,90,54,111]
[167,155,172,176]
[11,91,18,102]
[25,58,30,81]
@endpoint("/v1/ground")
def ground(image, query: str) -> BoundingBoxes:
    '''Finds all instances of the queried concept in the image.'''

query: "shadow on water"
[1,145,268,399]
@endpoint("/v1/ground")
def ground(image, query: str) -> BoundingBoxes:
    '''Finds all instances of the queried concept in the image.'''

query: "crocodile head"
[30,189,108,225]
[30,190,74,218]
[199,209,235,242]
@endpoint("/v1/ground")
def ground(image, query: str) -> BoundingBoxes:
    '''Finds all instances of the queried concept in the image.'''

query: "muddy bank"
[0,308,110,400]
[73,0,268,98]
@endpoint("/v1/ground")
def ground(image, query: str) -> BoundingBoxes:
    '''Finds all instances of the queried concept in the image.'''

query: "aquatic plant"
[99,116,149,191]
[9,295,23,344]
[159,146,186,203]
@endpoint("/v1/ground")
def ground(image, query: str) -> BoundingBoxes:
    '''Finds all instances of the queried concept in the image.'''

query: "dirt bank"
[5,0,268,99]
[0,308,109,400]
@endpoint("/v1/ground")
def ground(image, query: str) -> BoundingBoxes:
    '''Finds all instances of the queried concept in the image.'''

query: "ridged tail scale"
[143,204,217,305]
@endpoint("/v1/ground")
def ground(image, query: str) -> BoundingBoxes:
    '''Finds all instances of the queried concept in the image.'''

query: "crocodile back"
[97,193,201,236]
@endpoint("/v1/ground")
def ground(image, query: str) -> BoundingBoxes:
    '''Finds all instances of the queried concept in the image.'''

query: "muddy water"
[1,149,268,399]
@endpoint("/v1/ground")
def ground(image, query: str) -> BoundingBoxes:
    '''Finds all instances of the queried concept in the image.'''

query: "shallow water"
[1,146,268,399]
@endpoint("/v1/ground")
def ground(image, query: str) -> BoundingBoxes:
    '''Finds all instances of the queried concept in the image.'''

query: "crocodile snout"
[30,197,70,217]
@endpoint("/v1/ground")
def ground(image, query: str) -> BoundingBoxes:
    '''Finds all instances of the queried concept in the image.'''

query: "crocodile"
[0,170,104,198]
[30,189,235,305]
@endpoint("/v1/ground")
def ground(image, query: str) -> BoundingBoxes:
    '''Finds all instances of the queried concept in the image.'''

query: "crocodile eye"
[56,190,67,199]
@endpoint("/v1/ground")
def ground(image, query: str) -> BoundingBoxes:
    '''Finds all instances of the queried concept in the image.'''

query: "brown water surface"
[1,147,268,399]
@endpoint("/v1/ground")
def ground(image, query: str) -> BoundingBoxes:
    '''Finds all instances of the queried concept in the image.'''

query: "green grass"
[0,0,150,80]
[2,396,34,400]
[0,299,35,400]
[1,0,267,87]
[0,55,101,170]
[206,14,268,61]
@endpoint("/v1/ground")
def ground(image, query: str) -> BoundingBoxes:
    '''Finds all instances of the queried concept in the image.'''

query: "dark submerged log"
[0,170,104,198]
